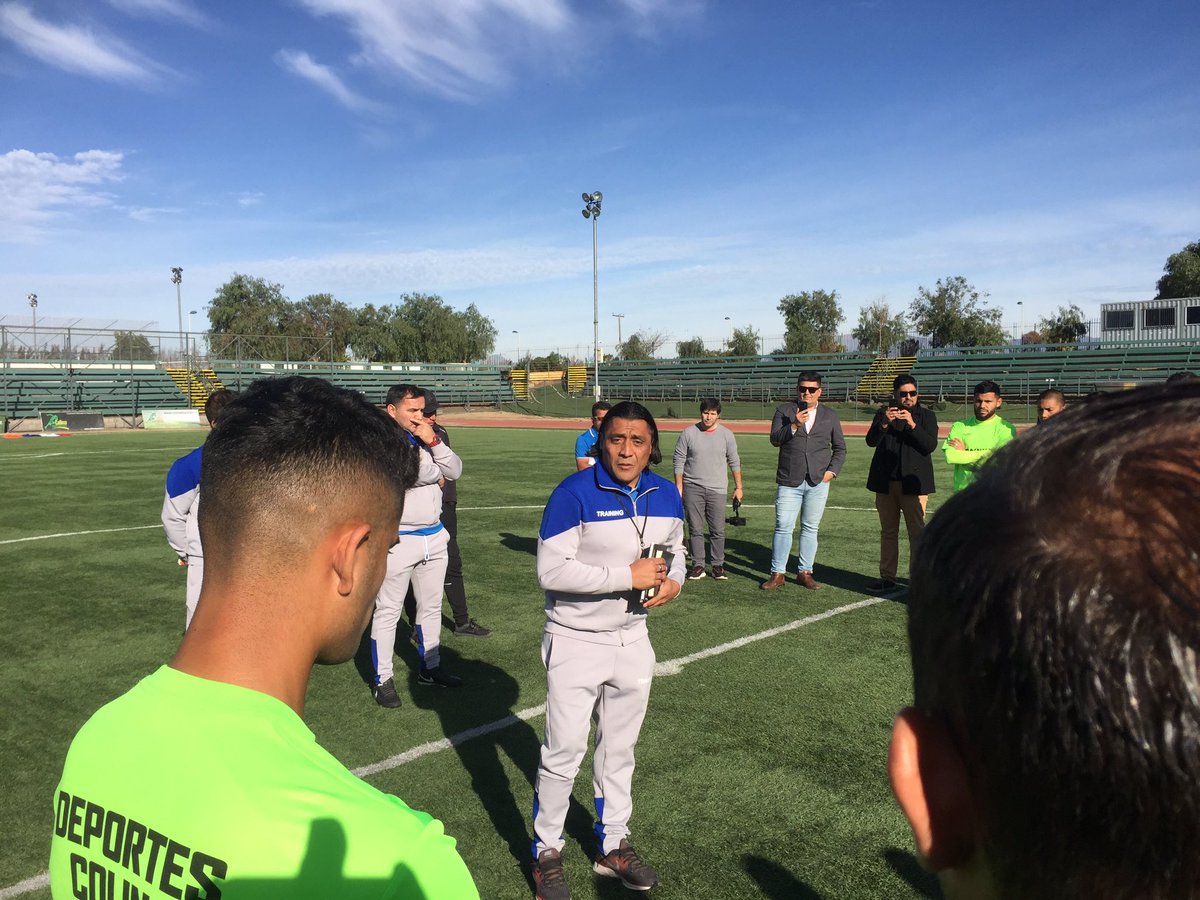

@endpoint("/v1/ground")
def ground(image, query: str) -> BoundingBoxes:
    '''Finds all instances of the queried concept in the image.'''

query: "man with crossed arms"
[371,383,465,707]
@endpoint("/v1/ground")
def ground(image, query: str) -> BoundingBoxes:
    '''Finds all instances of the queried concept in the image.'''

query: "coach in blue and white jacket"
[531,401,685,895]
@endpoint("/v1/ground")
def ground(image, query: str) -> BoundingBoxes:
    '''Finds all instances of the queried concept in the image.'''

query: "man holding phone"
[763,372,846,590]
[865,375,938,594]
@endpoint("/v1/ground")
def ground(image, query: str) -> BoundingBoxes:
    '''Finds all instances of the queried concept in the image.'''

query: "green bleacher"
[0,364,183,422]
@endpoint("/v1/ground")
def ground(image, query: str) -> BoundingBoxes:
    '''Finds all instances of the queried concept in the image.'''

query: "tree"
[1155,240,1200,299]
[777,290,843,355]
[908,276,1005,348]
[676,337,714,359]
[726,325,761,358]
[347,294,497,363]
[1037,304,1088,345]
[110,331,156,360]
[851,302,908,355]
[617,330,668,361]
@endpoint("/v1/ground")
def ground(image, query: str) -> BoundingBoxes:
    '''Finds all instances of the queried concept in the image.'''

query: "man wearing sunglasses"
[764,372,846,590]
[865,375,938,595]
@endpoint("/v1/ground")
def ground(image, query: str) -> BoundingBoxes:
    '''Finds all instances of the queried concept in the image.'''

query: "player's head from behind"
[1036,388,1066,423]
[384,383,425,434]
[889,380,1200,900]
[197,377,417,665]
[892,374,919,409]
[971,379,1002,421]
[699,397,721,429]
[591,400,611,430]
[595,400,661,484]
[204,388,238,427]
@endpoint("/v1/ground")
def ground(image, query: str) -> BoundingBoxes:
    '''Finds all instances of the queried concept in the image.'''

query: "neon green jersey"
[49,666,478,899]
[943,415,1017,492]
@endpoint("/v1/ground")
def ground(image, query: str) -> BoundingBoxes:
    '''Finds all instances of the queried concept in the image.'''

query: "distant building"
[1100,297,1200,342]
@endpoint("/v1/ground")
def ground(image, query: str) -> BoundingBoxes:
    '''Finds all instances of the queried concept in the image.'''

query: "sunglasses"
[797,386,821,394]
[897,390,918,397]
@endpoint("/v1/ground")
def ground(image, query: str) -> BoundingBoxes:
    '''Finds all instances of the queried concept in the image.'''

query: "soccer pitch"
[0,423,952,899]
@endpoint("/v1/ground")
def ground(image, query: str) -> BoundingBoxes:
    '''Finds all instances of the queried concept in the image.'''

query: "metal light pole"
[724,316,732,351]
[171,267,184,364]
[612,312,624,348]
[581,191,602,400]
[512,329,520,366]
[1017,300,1024,344]
[27,293,37,359]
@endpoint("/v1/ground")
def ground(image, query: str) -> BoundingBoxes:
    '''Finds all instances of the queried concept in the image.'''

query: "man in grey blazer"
[763,371,847,590]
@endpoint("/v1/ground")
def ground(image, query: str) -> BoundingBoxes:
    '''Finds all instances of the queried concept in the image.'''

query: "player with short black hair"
[891,379,1200,900]
[943,380,1015,491]
[575,400,612,470]
[53,376,479,897]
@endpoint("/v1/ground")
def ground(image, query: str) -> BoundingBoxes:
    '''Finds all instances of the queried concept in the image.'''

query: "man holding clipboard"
[531,401,685,899]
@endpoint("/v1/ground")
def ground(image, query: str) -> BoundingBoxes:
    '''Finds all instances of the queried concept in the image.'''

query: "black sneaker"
[373,677,401,708]
[686,565,706,580]
[534,848,570,900]
[593,839,658,891]
[867,579,899,594]
[454,619,492,637]
[417,667,463,688]
[712,565,728,580]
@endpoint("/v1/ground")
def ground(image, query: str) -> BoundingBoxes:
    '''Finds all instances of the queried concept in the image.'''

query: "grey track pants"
[683,483,727,566]
[532,630,656,858]
[184,556,203,629]
[370,527,450,682]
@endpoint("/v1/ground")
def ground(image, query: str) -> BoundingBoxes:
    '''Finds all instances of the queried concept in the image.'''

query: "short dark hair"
[204,389,237,427]
[1037,388,1065,405]
[795,371,822,387]
[892,374,917,392]
[201,377,417,557]
[385,383,423,407]
[591,401,612,417]
[906,380,1200,900]
[1166,371,1197,384]
[699,397,722,414]
[973,379,1001,397]
[595,400,662,465]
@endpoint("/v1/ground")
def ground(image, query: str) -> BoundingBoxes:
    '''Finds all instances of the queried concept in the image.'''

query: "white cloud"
[274,49,387,115]
[0,149,125,242]
[292,0,573,100]
[105,0,208,28]
[236,191,264,208]
[0,3,173,85]
[127,206,181,222]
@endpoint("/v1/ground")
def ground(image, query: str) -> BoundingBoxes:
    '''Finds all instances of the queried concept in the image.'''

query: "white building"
[1100,297,1200,342]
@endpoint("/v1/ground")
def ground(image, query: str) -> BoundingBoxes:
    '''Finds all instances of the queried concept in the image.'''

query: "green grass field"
[0,424,954,899]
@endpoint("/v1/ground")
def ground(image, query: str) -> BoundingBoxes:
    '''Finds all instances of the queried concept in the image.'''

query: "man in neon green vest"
[49,377,479,899]
[943,380,1016,492]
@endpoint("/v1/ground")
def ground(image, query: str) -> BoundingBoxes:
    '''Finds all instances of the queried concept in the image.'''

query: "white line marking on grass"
[0,874,48,899]
[0,525,160,546]
[456,505,548,511]
[0,596,887,897]
[0,452,66,460]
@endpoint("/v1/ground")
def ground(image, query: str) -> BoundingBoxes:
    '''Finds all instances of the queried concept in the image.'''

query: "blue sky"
[1,0,1197,359]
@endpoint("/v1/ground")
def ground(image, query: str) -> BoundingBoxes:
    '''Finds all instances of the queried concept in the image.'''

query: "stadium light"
[28,293,38,359]
[512,329,520,365]
[581,190,603,400]
[170,268,184,364]
[612,312,624,347]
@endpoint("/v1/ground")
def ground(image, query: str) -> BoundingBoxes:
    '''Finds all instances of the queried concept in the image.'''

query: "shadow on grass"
[742,855,823,898]
[722,536,875,595]
[883,847,942,898]
[499,531,538,555]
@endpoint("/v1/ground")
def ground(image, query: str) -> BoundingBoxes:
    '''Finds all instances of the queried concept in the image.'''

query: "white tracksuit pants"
[370,528,450,682]
[184,556,203,629]
[532,630,656,857]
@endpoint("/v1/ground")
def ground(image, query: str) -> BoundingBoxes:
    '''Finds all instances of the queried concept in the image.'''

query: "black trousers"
[404,502,469,626]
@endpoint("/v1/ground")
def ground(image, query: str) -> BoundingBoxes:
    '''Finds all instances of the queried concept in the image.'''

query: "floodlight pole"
[612,312,624,347]
[27,293,38,359]
[512,329,520,365]
[171,268,184,364]
[582,191,603,400]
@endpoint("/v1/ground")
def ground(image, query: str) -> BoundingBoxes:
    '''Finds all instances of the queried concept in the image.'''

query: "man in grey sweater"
[673,398,743,580]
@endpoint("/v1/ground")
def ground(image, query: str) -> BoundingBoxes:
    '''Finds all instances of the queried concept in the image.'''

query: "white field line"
[0,595,888,897]
[0,447,187,457]
[0,452,66,460]
[0,525,161,546]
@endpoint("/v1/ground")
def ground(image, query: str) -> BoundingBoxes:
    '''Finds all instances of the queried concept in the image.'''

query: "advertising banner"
[143,409,202,429]
[40,412,105,432]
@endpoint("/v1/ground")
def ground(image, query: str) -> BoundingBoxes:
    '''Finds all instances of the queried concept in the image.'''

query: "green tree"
[676,337,714,359]
[285,293,356,361]
[908,276,1004,348]
[347,294,497,363]
[208,274,292,359]
[110,330,156,360]
[777,290,843,354]
[1037,304,1088,345]
[617,330,667,361]
[851,302,908,354]
[1155,239,1200,299]
[726,325,761,357]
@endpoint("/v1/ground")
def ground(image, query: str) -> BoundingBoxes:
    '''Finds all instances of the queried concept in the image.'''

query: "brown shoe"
[797,571,821,590]
[761,572,787,590]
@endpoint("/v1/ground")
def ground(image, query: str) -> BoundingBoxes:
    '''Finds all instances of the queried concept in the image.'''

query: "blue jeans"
[771,480,830,574]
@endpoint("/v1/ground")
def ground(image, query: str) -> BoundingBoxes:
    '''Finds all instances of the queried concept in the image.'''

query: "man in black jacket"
[865,374,938,594]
